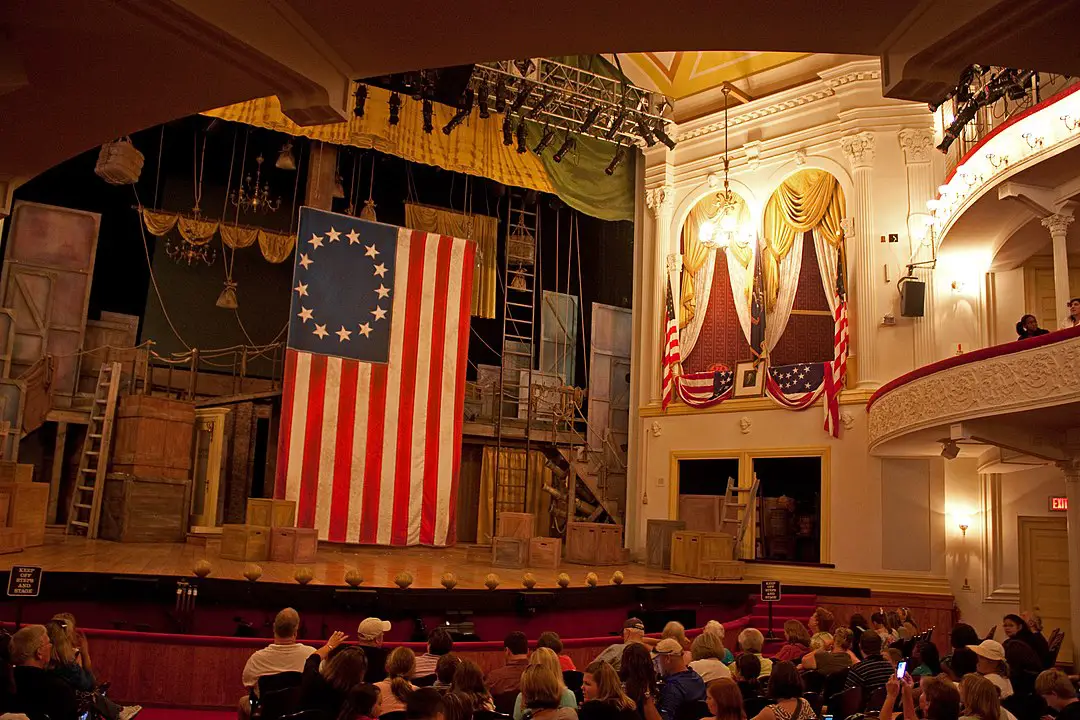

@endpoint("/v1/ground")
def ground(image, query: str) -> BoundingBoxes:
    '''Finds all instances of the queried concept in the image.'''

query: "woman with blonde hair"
[375,646,418,715]
[45,620,94,691]
[772,621,811,663]
[689,632,732,684]
[703,622,735,664]
[520,665,578,720]
[513,647,577,720]
[958,674,1005,720]
[579,661,637,720]
[662,622,693,664]
[51,613,92,675]
[800,628,853,676]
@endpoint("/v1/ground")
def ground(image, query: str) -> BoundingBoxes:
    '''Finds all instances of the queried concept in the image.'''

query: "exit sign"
[1050,496,1068,511]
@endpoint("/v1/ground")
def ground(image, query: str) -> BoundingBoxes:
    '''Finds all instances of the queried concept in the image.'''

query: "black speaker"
[900,278,926,317]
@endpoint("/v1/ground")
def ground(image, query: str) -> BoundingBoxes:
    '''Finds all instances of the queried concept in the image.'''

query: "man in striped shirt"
[845,631,895,693]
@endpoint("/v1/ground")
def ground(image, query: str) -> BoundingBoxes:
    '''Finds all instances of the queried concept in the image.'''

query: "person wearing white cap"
[653,637,705,720]
[968,640,1014,699]
[357,617,392,683]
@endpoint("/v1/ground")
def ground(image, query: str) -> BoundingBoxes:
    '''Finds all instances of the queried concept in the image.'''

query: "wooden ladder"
[719,474,760,559]
[67,361,122,538]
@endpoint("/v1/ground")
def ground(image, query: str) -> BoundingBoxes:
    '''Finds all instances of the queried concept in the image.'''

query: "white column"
[644,184,675,403]
[1042,214,1075,327]
[841,131,878,386]
[899,128,938,366]
[1057,458,1080,668]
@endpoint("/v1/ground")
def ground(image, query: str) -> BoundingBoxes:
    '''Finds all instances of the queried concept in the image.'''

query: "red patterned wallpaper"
[683,252,750,373]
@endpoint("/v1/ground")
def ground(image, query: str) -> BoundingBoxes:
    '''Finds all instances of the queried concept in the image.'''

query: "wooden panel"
[671,531,703,576]
[99,474,188,543]
[700,532,735,562]
[247,498,296,528]
[111,395,196,479]
[0,376,26,461]
[0,462,32,484]
[1,481,47,547]
[647,520,686,569]
[270,527,319,564]
[220,524,270,561]
[79,313,140,392]
[698,560,744,580]
[0,308,15,378]
[679,494,721,533]
[492,537,528,568]
[529,537,561,568]
[1019,516,1070,663]
[495,511,535,539]
[0,527,25,554]
[566,522,624,565]
[818,592,955,656]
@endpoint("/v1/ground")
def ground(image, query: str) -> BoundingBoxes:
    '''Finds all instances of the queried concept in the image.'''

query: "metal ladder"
[493,194,539,529]
[719,474,759,559]
[67,361,122,538]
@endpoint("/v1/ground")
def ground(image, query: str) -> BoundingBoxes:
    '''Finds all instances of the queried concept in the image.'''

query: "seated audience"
[358,617,393,683]
[705,678,746,720]
[619,644,657,720]
[871,613,892,644]
[800,627,854,675]
[453,659,495,712]
[415,628,454,679]
[579,661,637,720]
[920,675,963,720]
[595,619,647,671]
[1036,670,1080,720]
[240,607,317,712]
[703,622,736,664]
[653,637,706,720]
[5,625,80,720]
[944,649,979,684]
[887,612,903,642]
[749,661,814,720]
[845,631,894,693]
[513,648,577,720]
[50,613,93,676]
[808,632,833,654]
[299,632,378,720]
[848,614,870,660]
[45,620,94,692]
[519,665,578,720]
[772,621,811,664]
[1002,614,1052,671]
[968,641,1013,699]
[434,654,461,691]
[958,673,1009,720]
[376,646,419,715]
[538,631,577,672]
[689,632,732,684]
[487,631,531,696]
[900,620,920,641]
[728,629,773,678]
[733,654,763,698]
[662,622,694,665]
[912,641,943,679]
[1061,299,1080,330]
[808,608,835,635]
[407,688,446,720]
[882,673,916,720]
[441,692,475,720]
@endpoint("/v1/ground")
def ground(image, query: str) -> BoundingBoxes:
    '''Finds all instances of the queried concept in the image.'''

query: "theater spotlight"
[654,121,677,150]
[579,106,602,133]
[422,99,434,134]
[604,108,627,140]
[494,77,508,113]
[553,133,575,163]
[477,81,490,119]
[388,92,402,126]
[605,144,626,175]
[516,122,528,154]
[528,90,555,119]
[637,115,656,146]
[533,125,556,154]
[940,440,960,460]
[510,83,532,114]
[353,84,368,118]
[502,115,514,146]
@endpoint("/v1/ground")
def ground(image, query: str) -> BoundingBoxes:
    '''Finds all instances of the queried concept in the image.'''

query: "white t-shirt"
[689,658,732,683]
[242,642,318,688]
[1060,315,1080,330]
[985,672,1014,699]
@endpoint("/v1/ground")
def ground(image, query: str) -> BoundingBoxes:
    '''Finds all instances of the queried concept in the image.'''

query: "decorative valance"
[139,208,296,263]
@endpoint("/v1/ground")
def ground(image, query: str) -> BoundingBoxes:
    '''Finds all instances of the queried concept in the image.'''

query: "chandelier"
[230,155,281,214]
[166,234,216,266]
[700,87,741,251]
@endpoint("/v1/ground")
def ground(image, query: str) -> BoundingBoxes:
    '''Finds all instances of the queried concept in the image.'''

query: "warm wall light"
[952,510,974,536]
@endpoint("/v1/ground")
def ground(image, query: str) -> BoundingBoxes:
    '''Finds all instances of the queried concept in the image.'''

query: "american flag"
[678,369,735,407]
[661,284,681,409]
[823,243,849,437]
[766,362,826,409]
[275,207,475,547]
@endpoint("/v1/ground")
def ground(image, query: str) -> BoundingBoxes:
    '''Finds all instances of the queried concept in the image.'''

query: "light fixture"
[553,133,575,163]
[229,155,281,214]
[502,115,514,146]
[442,89,474,135]
[579,106,602,133]
[353,84,368,118]
[494,77,508,113]
[1022,132,1044,149]
[510,83,532,114]
[388,92,402,125]
[986,152,1008,169]
[528,90,555,119]
[605,144,626,176]
[951,508,973,536]
[515,122,528,154]
[605,107,627,140]
[477,80,490,118]
[637,114,656,146]
[1062,114,1080,132]
[654,121,677,150]
[533,125,556,155]
[275,141,297,171]
[166,235,216,266]
[700,87,740,250]
[941,440,960,460]
[422,99,434,134]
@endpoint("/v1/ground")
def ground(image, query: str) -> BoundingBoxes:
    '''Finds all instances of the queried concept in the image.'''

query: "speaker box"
[900,278,926,317]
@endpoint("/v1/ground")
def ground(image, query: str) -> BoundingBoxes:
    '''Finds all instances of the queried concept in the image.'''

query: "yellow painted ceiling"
[617,51,808,99]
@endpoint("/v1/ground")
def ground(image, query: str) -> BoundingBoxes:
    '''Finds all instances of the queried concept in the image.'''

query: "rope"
[153,125,165,209]
[574,212,589,384]
[132,185,192,351]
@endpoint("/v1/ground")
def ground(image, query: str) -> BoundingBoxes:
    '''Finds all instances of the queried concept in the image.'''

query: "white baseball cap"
[358,617,392,639]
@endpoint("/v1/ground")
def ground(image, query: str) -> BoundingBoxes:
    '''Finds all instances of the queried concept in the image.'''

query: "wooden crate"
[1,481,47,547]
[0,462,32,484]
[270,527,319,564]
[492,537,528,568]
[698,560,744,580]
[700,531,735,562]
[671,531,703,576]
[0,527,25,554]
[111,396,196,480]
[247,498,296,528]
[529,537,562,569]
[646,519,686,569]
[220,524,270,561]
[495,511,535,539]
[566,522,624,565]
[679,494,721,532]
[99,473,188,543]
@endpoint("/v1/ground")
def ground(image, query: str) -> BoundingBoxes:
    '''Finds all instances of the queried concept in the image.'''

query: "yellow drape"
[680,193,749,327]
[476,447,553,545]
[404,203,497,319]
[203,85,556,197]
[140,207,295,263]
[257,230,296,264]
[762,170,846,309]
[141,209,179,237]
[219,224,259,249]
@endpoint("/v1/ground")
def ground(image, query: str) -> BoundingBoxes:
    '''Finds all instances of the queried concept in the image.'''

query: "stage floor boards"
[0,535,701,589]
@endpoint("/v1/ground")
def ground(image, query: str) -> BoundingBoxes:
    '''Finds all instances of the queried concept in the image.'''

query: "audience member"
[920,675,963,720]
[299,633,378,720]
[845,631,894,693]
[871,613,892,644]
[968,640,1013,699]
[1002,614,1052,671]
[808,632,833,653]
[733,654,762,699]
[452,659,495,712]
[579,661,637,720]
[662,622,694,665]
[808,608,835,634]
[619,644,658,720]
[958,674,1008,720]
[772,621,811,663]
[241,608,317,704]
[44,621,94,692]
[376,646,418,715]
[706,678,746,720]
[520,665,578,720]
[50,613,92,676]
[487,631,531,696]
[441,692,475,720]
[945,649,979,684]
[728,629,772,678]
[1019,613,1043,637]
[750,662,814,720]
[406,688,446,720]
[415,628,454,679]
[800,627,853,675]
[358,617,393,683]
[886,648,905,668]
[943,625,981,677]
[435,654,461,691]
[1036,670,1080,720]
[594,619,647,671]
[886,612,903,643]
[653,637,705,720]
[689,632,732,684]
[5,625,80,720]
[912,641,942,678]
[848,614,870,660]
[1060,298,1080,330]
[882,672,916,720]
[703,622,736,664]
[513,648,576,720]
[538,631,577,672]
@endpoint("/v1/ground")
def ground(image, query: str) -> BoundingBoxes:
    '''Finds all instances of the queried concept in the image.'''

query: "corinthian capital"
[1041,213,1075,236]
[645,185,675,216]
[840,132,876,169]
[898,128,934,164]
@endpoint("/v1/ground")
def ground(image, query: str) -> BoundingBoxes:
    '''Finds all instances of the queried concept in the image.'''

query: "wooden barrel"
[110,396,196,480]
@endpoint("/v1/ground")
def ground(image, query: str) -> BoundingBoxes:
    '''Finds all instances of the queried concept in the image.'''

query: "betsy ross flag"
[276,207,475,547]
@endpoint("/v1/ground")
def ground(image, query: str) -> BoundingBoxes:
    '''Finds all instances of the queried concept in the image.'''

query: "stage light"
[477,81,490,119]
[441,88,474,135]
[941,440,960,460]
[514,58,536,76]
[388,92,402,126]
[553,133,575,164]
[528,90,555,119]
[502,115,514,146]
[533,126,556,154]
[494,77,508,113]
[579,106,602,133]
[637,115,656,146]
[605,144,626,175]
[353,84,368,118]
[604,108,627,140]
[275,142,297,171]
[516,122,528,154]
[654,121,676,150]
[510,83,532,114]
[422,99,434,134]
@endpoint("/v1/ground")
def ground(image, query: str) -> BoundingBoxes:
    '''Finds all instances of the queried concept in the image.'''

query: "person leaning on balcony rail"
[1016,315,1049,339]
[1060,299,1080,330]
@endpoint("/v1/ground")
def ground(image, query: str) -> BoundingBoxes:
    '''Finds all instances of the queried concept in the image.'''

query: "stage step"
[749,594,818,603]
[751,603,817,617]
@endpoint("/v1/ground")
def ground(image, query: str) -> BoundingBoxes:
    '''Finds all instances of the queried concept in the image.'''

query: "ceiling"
[615,52,809,99]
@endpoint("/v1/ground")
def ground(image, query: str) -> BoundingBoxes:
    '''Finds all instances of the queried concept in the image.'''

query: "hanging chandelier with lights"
[230,154,282,214]
[699,87,743,251]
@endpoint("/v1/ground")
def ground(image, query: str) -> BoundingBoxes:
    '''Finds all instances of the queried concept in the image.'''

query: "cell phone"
[896,660,907,678]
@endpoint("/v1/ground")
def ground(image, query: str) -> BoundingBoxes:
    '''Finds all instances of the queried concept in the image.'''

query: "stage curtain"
[477,447,553,544]
[219,224,259,249]
[176,216,218,245]
[404,203,497,318]
[141,209,178,237]
[681,198,718,328]
[257,230,295,263]
[764,231,805,351]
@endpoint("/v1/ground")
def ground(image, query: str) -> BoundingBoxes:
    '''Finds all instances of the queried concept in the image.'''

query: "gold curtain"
[141,209,179,237]
[257,230,296,264]
[176,216,218,245]
[476,447,553,544]
[404,203,497,319]
[140,207,295,263]
[219,224,259,249]
[761,170,846,309]
[203,85,556,197]
[679,193,749,327]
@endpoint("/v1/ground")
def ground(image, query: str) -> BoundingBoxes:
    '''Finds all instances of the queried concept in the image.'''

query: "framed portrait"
[733,361,765,398]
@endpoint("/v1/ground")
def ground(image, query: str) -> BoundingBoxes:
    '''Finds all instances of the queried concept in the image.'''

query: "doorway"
[1018,516,1070,663]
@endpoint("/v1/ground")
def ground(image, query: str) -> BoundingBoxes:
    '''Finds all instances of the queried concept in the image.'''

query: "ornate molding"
[898,128,934,164]
[794,148,808,166]
[840,132,876,169]
[677,88,834,142]
[1041,213,1075,236]
[645,185,675,216]
[822,68,882,89]
[743,141,763,170]
[868,333,1080,449]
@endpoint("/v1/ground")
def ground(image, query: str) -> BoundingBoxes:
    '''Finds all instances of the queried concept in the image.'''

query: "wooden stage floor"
[0,535,700,590]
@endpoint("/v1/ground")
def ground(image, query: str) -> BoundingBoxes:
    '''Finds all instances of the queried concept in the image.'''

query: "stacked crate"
[492,512,564,569]
[220,499,318,564]
[670,530,743,580]
[0,461,46,553]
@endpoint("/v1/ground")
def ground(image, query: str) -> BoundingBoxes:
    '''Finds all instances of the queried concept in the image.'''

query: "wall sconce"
[1022,132,1044,150]
[959,521,969,537]
[950,279,965,293]
[952,509,973,536]
[1062,115,1080,132]
[986,153,1009,170]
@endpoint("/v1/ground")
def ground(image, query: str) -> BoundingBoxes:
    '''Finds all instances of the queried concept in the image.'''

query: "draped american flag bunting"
[661,284,681,409]
[275,207,475,547]
[823,243,849,437]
